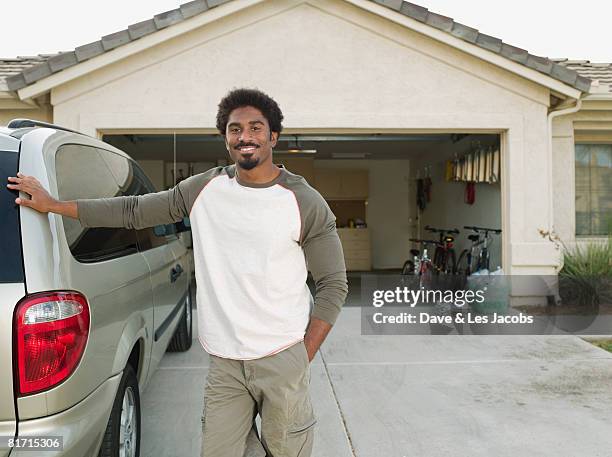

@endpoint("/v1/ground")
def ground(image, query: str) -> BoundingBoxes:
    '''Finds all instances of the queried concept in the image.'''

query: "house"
[0,0,609,285]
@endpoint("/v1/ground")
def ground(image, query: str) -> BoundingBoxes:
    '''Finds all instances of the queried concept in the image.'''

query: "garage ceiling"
[103,133,498,162]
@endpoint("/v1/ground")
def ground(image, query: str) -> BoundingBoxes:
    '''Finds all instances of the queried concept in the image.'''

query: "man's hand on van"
[7,173,78,218]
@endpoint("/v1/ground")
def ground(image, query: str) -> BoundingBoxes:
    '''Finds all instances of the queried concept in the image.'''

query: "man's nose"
[238,130,254,143]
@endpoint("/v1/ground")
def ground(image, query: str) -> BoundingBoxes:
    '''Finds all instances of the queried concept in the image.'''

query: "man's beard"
[237,154,259,170]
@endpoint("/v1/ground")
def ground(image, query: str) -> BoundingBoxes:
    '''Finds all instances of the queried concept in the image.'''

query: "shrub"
[559,237,612,308]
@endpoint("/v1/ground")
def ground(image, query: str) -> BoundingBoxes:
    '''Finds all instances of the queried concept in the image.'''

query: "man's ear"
[270,131,279,148]
[223,135,230,151]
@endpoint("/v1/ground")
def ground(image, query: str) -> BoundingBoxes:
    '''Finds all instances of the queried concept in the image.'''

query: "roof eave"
[14,0,264,102]
[358,0,586,99]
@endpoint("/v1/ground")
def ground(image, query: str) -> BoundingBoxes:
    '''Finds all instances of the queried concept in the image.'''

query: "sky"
[0,0,609,62]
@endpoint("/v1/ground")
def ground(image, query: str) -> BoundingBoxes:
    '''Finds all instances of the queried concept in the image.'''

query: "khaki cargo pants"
[201,340,316,457]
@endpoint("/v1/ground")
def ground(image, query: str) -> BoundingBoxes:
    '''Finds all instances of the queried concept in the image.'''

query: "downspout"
[546,96,583,235]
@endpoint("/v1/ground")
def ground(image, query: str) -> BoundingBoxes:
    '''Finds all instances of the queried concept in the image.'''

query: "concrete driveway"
[142,306,612,457]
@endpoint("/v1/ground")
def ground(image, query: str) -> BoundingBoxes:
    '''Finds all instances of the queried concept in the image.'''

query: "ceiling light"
[331,152,368,159]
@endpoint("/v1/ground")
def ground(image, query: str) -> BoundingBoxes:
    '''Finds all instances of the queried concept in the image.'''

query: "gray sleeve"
[76,169,218,230]
[298,185,348,326]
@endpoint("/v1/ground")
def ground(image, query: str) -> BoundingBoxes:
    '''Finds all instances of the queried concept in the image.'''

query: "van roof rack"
[7,119,81,135]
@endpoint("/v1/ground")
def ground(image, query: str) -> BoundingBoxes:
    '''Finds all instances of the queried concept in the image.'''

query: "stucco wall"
[0,102,52,126]
[49,0,556,273]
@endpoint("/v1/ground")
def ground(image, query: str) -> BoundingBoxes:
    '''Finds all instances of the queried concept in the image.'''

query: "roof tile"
[6,74,27,91]
[574,75,592,93]
[22,62,52,84]
[450,22,478,43]
[207,0,232,7]
[425,12,453,32]
[373,0,403,10]
[399,2,428,22]
[550,63,578,86]
[154,9,184,29]
[101,30,132,52]
[128,19,158,40]
[75,41,105,62]
[500,43,528,64]
[180,0,209,18]
[48,52,78,73]
[475,33,502,53]
[526,54,553,74]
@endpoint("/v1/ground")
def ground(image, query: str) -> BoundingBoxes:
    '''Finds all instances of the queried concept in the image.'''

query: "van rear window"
[0,149,25,283]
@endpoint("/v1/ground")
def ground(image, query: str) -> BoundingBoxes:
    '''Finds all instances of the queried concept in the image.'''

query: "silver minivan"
[0,119,194,457]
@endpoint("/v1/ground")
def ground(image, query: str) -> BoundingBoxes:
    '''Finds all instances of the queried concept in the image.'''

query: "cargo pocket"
[286,416,316,456]
[288,416,316,435]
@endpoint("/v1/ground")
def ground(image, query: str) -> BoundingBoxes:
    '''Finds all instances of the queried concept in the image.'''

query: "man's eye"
[252,126,260,131]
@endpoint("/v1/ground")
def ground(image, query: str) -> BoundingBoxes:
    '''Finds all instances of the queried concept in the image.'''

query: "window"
[0,149,24,283]
[56,144,139,262]
[126,159,173,252]
[575,144,612,236]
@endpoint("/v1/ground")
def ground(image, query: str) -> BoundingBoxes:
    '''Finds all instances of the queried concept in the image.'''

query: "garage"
[1,0,597,294]
[104,131,503,275]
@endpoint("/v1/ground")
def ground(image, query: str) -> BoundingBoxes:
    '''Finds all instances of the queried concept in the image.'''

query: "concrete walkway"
[142,307,612,457]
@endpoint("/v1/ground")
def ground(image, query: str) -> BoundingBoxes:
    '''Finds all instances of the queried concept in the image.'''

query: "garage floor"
[141,288,612,457]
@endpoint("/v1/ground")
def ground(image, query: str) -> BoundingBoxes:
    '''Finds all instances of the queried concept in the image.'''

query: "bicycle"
[401,238,438,291]
[457,225,502,275]
[424,225,460,274]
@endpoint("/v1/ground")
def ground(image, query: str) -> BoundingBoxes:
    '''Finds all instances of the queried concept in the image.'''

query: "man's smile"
[236,143,259,153]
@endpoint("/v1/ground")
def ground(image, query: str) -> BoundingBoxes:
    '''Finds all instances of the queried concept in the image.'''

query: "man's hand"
[303,317,333,363]
[6,172,78,218]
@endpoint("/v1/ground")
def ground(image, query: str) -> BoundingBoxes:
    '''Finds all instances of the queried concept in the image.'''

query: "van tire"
[167,286,193,352]
[98,364,141,457]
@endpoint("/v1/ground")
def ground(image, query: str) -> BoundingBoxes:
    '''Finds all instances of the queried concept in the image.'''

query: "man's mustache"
[235,143,259,149]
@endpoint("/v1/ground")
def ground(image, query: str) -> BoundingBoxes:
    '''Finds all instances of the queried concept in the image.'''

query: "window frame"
[574,142,612,238]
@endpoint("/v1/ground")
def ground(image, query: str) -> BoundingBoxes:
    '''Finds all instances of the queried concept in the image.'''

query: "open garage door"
[103,132,503,277]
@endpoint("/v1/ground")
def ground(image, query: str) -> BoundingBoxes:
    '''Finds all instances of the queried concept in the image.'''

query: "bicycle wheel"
[447,249,457,274]
[419,261,434,291]
[401,260,415,275]
[433,247,445,273]
[456,249,469,274]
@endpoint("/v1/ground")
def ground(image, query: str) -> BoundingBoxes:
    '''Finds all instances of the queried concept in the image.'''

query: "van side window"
[119,158,170,252]
[56,144,139,262]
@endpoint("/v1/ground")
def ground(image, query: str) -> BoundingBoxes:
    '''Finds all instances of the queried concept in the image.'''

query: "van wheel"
[167,286,193,352]
[98,364,140,457]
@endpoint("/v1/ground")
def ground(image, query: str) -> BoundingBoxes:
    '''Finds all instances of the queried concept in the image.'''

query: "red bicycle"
[424,225,460,274]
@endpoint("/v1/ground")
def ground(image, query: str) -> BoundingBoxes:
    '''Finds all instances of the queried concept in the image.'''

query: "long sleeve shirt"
[76,164,348,359]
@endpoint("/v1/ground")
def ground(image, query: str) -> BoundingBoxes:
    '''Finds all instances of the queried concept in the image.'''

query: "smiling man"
[7,88,348,457]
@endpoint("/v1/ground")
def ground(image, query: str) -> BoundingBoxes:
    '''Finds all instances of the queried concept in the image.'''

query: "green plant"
[559,237,612,308]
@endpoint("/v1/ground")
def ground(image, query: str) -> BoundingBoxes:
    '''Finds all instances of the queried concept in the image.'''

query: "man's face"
[224,106,278,171]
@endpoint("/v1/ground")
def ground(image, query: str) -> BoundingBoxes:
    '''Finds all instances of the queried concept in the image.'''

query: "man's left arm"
[302,203,348,362]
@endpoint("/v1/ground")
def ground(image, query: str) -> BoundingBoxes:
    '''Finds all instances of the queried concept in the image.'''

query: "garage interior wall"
[410,135,502,270]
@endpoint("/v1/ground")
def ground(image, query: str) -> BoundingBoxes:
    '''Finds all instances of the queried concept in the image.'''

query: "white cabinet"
[337,228,371,271]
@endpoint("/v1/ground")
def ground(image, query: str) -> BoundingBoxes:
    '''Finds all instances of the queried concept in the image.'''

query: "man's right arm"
[7,171,209,229]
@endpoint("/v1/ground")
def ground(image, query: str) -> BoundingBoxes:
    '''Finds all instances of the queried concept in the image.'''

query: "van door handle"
[170,264,183,283]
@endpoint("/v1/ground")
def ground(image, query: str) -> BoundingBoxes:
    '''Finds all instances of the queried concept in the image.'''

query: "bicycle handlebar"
[409,238,440,245]
[463,225,502,234]
[424,225,460,235]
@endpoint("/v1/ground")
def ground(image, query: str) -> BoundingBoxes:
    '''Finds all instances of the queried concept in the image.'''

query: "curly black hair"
[216,88,284,137]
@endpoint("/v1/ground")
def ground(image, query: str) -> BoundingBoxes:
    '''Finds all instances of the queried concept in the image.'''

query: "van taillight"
[14,292,90,396]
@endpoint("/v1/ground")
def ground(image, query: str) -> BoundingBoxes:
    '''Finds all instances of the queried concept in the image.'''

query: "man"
[7,88,348,457]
